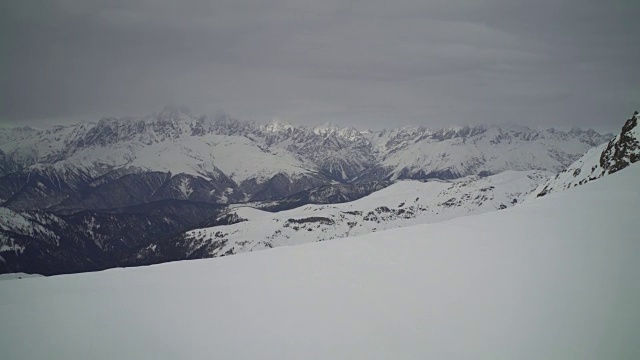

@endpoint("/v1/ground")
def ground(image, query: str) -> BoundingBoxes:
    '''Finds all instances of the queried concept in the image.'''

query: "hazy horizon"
[1,1,638,133]
[0,105,625,135]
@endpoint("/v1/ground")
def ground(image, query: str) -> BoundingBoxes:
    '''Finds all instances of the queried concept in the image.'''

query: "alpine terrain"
[1,134,637,360]
[0,106,611,210]
[0,108,631,276]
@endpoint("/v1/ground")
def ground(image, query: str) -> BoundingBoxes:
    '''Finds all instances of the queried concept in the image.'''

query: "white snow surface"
[0,272,43,281]
[526,143,607,199]
[2,165,638,359]
[182,170,551,257]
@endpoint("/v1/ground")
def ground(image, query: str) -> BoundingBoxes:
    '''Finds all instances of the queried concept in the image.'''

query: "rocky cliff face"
[600,111,640,174]
[532,111,639,198]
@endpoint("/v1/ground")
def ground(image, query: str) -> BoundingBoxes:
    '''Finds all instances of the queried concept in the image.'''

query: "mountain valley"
[1,109,636,275]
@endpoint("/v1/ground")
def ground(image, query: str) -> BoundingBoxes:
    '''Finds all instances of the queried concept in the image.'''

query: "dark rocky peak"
[599,111,639,174]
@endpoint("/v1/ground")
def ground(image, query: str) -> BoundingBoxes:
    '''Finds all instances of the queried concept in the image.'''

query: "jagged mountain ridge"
[363,124,611,181]
[0,106,612,210]
[128,110,637,271]
[0,109,634,276]
[531,111,639,198]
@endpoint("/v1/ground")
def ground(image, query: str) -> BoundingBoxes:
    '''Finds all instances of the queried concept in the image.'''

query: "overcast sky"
[1,0,638,131]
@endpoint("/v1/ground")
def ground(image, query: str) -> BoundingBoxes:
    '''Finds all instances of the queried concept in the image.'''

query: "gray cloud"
[1,0,638,131]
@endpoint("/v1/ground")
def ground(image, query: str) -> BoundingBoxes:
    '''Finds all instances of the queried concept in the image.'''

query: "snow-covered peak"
[264,118,294,133]
[313,122,340,136]
[313,123,364,142]
[0,106,617,207]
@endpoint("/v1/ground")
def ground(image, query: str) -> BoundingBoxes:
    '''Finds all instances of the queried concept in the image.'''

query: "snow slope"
[527,143,607,199]
[0,160,637,360]
[529,111,639,198]
[0,272,43,281]
[170,170,551,258]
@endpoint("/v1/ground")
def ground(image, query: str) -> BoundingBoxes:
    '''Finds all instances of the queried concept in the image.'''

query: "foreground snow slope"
[0,272,42,281]
[0,166,638,360]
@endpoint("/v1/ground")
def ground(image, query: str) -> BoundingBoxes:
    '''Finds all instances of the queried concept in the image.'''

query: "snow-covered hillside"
[134,170,551,261]
[530,111,639,198]
[1,161,637,360]
[0,106,611,210]
[0,108,633,276]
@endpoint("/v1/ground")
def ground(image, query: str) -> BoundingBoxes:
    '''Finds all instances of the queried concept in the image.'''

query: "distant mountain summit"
[0,107,612,211]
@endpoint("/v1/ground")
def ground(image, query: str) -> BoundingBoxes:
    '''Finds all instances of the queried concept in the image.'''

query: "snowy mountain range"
[1,108,635,276]
[2,144,638,360]
[0,106,611,210]
[136,110,638,262]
